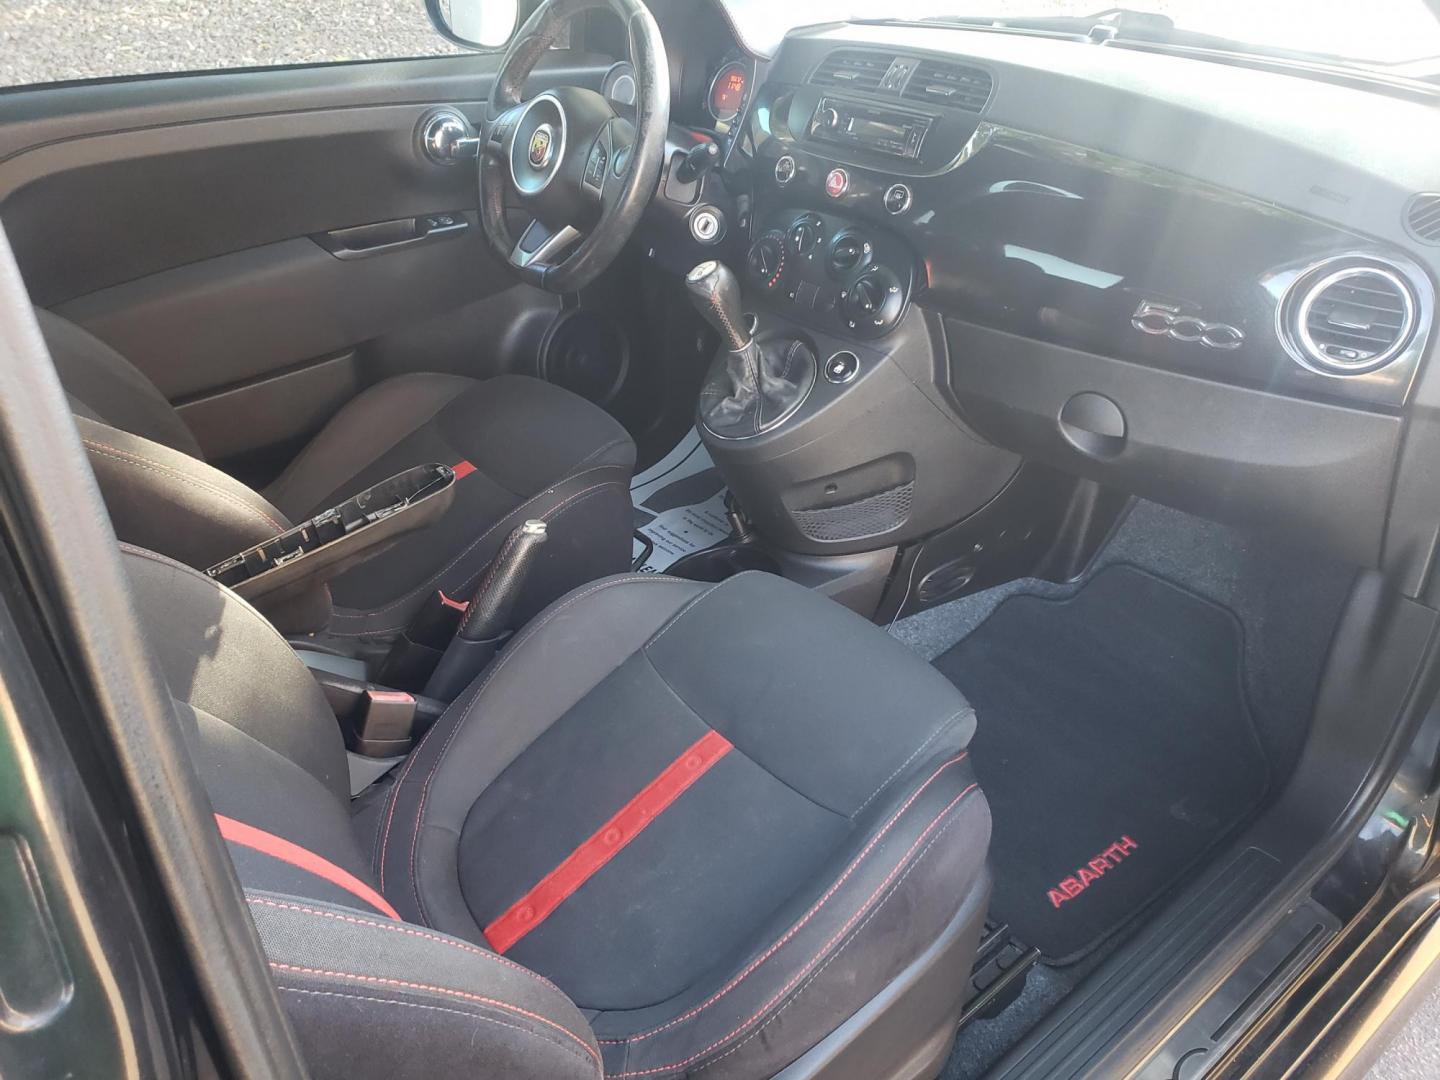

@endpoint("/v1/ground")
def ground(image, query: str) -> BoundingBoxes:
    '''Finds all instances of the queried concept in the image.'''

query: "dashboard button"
[884,183,913,215]
[825,168,849,198]
[824,351,861,384]
[775,155,796,185]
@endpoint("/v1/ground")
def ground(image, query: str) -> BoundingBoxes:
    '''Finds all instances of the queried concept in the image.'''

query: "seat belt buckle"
[350,688,418,757]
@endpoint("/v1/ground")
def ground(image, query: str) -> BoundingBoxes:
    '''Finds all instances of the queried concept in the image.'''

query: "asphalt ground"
[0,0,463,88]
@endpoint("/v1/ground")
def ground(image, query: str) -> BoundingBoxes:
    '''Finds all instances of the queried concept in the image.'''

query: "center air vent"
[901,59,993,112]
[1284,262,1417,376]
[809,50,894,93]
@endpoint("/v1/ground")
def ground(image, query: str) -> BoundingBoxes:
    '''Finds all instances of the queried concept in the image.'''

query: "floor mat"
[932,564,1269,963]
[630,429,732,572]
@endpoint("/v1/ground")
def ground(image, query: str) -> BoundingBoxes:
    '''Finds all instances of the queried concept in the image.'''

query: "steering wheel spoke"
[509,219,585,284]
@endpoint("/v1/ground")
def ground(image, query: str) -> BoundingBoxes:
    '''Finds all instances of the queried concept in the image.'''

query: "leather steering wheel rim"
[479,0,669,293]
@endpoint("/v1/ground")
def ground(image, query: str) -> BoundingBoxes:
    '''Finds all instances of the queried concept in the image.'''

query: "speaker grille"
[791,482,914,543]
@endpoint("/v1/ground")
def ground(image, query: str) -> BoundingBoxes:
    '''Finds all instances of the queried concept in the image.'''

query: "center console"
[686,191,1021,603]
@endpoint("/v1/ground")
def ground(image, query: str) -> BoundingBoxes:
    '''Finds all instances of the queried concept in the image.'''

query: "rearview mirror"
[427,0,520,49]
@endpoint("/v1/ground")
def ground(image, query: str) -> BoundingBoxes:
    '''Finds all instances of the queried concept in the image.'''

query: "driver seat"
[35,308,637,640]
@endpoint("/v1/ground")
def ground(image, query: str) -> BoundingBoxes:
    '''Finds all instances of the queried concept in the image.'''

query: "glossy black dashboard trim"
[747,91,1433,410]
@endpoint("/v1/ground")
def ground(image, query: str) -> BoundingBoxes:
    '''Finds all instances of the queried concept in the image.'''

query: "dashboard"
[632,0,1440,588]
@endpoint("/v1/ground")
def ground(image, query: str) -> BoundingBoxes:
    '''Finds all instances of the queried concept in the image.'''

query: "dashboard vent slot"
[1289,264,1416,375]
[1405,192,1440,245]
[809,50,894,93]
[901,59,993,112]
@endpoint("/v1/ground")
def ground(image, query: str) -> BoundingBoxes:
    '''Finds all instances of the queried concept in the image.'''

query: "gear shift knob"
[685,260,750,352]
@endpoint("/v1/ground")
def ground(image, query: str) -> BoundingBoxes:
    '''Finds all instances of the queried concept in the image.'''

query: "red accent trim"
[484,729,734,954]
[437,590,470,612]
[214,814,401,920]
[450,460,477,481]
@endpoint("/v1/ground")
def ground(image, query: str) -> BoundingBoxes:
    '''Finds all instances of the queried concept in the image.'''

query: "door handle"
[314,213,469,261]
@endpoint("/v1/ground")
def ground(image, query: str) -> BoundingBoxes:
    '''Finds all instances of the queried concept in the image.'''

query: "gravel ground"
[0,0,465,88]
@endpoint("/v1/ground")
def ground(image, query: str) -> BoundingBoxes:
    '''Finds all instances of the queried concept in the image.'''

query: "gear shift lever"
[685,260,750,352]
[686,261,816,439]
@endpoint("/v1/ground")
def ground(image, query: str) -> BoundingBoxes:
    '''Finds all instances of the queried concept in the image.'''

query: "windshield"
[735,0,1440,67]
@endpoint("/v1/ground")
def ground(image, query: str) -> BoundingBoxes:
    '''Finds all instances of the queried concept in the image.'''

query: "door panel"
[174,352,360,470]
[52,226,498,400]
[3,103,487,305]
[0,51,615,475]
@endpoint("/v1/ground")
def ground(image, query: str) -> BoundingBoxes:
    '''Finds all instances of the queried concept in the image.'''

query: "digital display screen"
[709,62,748,122]
[848,117,908,142]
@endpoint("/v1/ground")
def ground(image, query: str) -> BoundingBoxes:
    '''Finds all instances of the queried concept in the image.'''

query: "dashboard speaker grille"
[809,50,894,92]
[1292,265,1416,375]
[1405,192,1440,245]
[901,60,993,112]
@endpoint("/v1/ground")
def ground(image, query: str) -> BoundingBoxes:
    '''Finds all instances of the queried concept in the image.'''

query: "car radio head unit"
[807,97,932,160]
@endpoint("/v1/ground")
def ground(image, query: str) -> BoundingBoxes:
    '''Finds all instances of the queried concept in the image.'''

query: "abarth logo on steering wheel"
[528,125,555,168]
[1131,300,1244,350]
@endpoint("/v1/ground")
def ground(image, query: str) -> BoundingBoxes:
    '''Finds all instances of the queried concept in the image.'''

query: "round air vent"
[1405,192,1440,246]
[1283,262,1417,376]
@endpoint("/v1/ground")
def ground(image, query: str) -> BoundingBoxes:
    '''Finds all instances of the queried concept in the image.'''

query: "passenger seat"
[124,544,991,1079]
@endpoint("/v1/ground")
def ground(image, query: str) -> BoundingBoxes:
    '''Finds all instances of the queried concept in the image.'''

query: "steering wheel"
[479,0,669,293]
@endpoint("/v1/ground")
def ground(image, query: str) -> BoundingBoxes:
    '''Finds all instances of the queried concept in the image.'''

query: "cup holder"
[667,542,781,583]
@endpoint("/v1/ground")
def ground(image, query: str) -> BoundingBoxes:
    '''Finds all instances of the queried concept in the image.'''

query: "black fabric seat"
[38,309,636,639]
[123,545,992,1080]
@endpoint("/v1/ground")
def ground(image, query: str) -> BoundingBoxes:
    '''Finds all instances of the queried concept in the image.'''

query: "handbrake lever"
[423,520,548,699]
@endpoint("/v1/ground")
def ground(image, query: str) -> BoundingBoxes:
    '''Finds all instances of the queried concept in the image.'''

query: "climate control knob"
[827,231,872,278]
[746,230,790,293]
[789,214,824,256]
[841,266,905,335]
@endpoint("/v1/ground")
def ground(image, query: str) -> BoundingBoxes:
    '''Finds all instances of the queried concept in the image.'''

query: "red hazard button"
[825,167,849,198]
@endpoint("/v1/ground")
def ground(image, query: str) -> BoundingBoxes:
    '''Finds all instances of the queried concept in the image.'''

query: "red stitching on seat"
[245,896,566,996]
[404,570,702,925]
[83,438,288,534]
[375,574,684,895]
[267,961,600,1068]
[274,987,601,1076]
[597,753,970,1046]
[604,780,980,1077]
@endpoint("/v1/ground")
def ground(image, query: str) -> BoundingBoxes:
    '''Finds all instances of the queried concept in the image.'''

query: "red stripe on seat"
[451,460,477,480]
[485,729,734,954]
[214,813,401,921]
